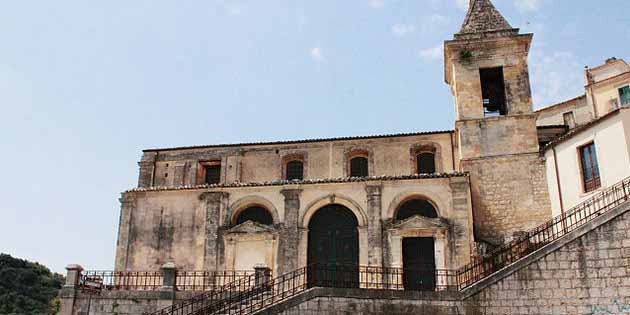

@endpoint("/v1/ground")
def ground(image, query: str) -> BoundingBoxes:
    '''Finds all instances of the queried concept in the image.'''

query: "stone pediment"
[226,220,277,234]
[388,215,448,230]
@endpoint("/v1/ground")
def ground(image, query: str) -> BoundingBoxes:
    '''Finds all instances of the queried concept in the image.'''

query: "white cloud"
[514,0,541,12]
[529,49,584,108]
[310,47,324,62]
[227,4,242,16]
[418,44,443,63]
[368,0,385,9]
[455,0,469,10]
[419,14,451,33]
[391,24,416,37]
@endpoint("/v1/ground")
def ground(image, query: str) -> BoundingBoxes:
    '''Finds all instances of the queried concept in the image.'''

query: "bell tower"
[444,0,551,244]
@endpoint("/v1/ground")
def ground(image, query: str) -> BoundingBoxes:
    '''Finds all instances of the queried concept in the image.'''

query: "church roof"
[125,172,469,193]
[458,0,513,35]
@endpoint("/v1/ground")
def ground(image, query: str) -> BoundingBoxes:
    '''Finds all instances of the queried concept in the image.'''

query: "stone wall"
[59,288,197,315]
[463,202,630,315]
[261,288,464,315]
[462,153,552,244]
[116,175,474,273]
[138,132,455,188]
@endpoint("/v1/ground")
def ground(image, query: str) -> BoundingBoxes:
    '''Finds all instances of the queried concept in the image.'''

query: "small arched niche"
[395,199,438,221]
[234,206,274,226]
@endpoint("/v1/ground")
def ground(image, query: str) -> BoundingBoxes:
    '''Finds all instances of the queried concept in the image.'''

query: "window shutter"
[620,86,630,106]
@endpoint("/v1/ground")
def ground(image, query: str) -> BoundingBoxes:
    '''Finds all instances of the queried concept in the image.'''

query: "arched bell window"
[350,156,369,177]
[235,206,274,225]
[416,152,436,174]
[286,160,304,180]
[395,199,438,221]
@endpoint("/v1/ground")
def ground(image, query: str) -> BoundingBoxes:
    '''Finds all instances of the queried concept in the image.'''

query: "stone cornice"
[124,173,469,194]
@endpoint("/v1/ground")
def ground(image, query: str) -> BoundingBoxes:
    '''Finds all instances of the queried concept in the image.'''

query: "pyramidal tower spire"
[456,0,517,39]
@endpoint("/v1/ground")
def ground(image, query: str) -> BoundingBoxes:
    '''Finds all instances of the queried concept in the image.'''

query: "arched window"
[235,206,274,225]
[395,199,438,221]
[286,160,304,180]
[350,157,369,177]
[416,152,436,174]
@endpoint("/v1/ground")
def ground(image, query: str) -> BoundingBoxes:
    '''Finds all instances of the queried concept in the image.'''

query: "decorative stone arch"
[228,195,280,226]
[300,194,368,228]
[386,192,447,221]
[409,142,444,174]
[343,147,375,177]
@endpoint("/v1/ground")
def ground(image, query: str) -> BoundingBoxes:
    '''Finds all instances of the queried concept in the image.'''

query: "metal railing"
[176,271,254,292]
[79,271,163,292]
[195,264,457,315]
[151,272,260,315]
[457,176,630,289]
[78,270,255,292]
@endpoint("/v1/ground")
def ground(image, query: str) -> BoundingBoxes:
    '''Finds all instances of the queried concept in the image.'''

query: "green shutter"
[620,86,630,106]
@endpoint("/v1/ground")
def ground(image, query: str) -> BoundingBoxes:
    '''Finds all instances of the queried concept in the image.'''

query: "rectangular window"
[619,85,630,106]
[480,67,507,117]
[563,112,576,129]
[200,161,221,184]
[579,143,600,193]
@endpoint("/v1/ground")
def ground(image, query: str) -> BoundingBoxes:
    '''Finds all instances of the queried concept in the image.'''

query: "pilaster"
[200,191,230,271]
[365,184,383,267]
[115,193,136,271]
[278,189,302,274]
[138,152,157,188]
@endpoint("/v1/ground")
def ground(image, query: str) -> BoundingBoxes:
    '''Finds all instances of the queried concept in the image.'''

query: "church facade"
[114,0,555,280]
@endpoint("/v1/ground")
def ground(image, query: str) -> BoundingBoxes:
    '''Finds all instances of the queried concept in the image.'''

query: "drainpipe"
[552,147,565,213]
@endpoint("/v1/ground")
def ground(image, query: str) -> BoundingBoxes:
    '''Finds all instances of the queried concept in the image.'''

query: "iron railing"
[176,271,254,292]
[79,271,162,292]
[457,176,630,289]
[78,270,255,292]
[151,272,260,315]
[195,264,457,315]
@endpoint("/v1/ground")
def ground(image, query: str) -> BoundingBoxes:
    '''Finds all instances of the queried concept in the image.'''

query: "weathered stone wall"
[463,204,630,315]
[115,176,474,274]
[462,153,551,244]
[137,132,455,188]
[59,288,196,315]
[536,95,592,127]
[263,288,463,315]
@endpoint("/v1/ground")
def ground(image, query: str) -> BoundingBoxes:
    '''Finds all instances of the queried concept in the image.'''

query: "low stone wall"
[262,288,463,315]
[462,202,630,315]
[59,289,197,315]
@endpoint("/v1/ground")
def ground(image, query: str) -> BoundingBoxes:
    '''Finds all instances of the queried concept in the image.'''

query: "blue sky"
[1,0,628,273]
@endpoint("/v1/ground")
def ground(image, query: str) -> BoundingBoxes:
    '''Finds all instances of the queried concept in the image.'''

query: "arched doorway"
[395,198,438,291]
[307,204,359,288]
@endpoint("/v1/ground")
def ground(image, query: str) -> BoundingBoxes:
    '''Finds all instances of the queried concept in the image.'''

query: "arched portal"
[394,198,438,291]
[307,204,359,288]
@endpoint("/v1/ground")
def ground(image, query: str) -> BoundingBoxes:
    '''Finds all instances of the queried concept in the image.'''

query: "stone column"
[278,189,302,275]
[65,264,83,288]
[365,184,383,267]
[58,264,83,315]
[160,262,177,291]
[115,193,136,271]
[137,152,157,188]
[200,192,229,271]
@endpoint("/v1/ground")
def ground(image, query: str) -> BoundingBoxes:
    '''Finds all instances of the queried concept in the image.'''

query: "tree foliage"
[0,253,65,315]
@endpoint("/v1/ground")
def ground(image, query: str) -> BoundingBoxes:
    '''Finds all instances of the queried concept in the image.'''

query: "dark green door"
[307,204,359,288]
[402,237,436,291]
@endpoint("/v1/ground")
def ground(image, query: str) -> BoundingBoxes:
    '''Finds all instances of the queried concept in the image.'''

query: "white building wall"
[545,109,630,217]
